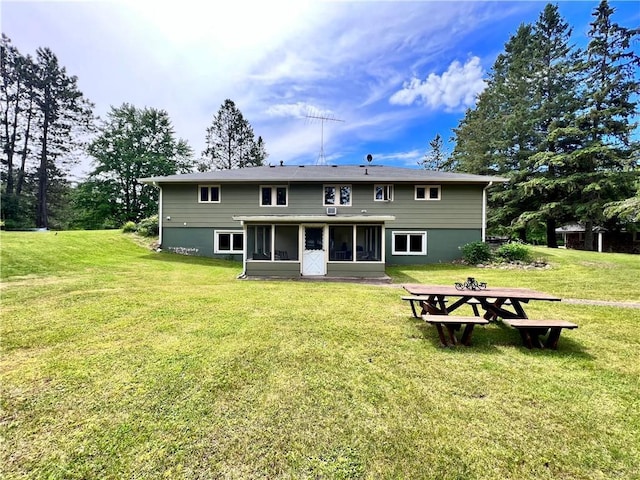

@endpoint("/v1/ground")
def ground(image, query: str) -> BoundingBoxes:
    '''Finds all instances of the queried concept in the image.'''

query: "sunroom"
[232,215,394,278]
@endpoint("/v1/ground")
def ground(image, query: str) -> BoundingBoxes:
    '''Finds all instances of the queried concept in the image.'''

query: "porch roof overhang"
[232,214,396,224]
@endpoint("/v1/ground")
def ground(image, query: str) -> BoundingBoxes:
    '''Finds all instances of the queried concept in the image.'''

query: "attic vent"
[326,207,337,216]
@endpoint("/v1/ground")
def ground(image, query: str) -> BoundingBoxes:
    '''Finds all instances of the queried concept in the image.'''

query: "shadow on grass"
[407,317,592,357]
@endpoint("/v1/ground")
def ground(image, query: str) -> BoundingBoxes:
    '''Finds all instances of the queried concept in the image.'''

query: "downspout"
[237,220,248,279]
[157,183,163,247]
[482,181,493,242]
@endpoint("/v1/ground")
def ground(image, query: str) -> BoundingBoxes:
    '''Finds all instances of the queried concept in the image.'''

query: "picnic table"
[402,284,574,349]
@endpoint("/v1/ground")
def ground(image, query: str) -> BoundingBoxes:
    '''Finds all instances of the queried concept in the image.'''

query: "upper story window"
[415,185,441,201]
[199,185,220,203]
[374,184,394,202]
[260,185,288,206]
[324,184,351,206]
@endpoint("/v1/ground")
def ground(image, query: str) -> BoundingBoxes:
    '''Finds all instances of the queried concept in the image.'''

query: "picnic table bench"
[423,315,490,347]
[503,319,578,350]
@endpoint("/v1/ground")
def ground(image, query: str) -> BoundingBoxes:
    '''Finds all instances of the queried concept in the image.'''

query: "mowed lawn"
[1,231,639,479]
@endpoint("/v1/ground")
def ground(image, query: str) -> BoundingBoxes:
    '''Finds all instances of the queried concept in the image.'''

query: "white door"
[302,226,326,276]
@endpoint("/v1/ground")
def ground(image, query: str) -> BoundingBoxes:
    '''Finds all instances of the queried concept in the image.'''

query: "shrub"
[460,241,493,265]
[122,221,137,233]
[136,215,159,237]
[496,242,532,263]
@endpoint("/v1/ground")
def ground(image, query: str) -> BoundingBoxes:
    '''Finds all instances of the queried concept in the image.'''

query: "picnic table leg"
[409,300,418,318]
[445,324,459,346]
[519,329,533,349]
[545,328,562,350]
[460,323,476,346]
[433,323,449,347]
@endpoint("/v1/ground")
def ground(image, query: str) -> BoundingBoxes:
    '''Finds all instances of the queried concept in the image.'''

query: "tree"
[1,36,94,229]
[571,0,639,250]
[419,133,449,170]
[88,104,193,225]
[516,4,583,247]
[200,99,267,170]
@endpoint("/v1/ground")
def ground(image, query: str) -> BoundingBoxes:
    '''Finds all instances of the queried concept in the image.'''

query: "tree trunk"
[517,228,527,243]
[546,218,558,248]
[583,219,594,251]
[36,118,48,228]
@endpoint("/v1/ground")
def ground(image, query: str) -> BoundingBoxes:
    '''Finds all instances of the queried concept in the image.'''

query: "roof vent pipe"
[280,160,284,166]
[365,168,368,175]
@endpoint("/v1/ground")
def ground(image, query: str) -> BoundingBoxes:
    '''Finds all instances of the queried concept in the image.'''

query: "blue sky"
[2,1,639,177]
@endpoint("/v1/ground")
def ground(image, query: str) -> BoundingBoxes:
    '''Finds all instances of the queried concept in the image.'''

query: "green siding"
[160,182,483,229]
[385,228,481,265]
[159,182,486,270]
[327,262,386,277]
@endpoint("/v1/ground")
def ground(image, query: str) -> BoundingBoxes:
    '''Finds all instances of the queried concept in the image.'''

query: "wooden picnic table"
[402,284,569,348]
[402,284,561,321]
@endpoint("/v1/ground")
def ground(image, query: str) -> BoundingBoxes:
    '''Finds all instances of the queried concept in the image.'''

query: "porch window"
[356,225,382,261]
[260,186,288,206]
[415,185,441,201]
[329,226,353,261]
[214,230,243,254]
[392,231,427,255]
[199,185,220,203]
[324,185,351,206]
[374,184,393,202]
[247,225,272,260]
[274,225,299,261]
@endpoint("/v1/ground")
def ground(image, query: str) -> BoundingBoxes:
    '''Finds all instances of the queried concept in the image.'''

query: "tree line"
[3,1,638,243]
[443,1,639,249]
[1,35,267,230]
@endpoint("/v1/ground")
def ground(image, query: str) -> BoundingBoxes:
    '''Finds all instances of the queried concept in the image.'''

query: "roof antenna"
[304,109,344,165]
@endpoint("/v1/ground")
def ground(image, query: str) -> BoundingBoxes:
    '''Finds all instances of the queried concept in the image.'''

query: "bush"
[122,221,137,233]
[136,215,159,237]
[496,242,532,263]
[460,241,493,265]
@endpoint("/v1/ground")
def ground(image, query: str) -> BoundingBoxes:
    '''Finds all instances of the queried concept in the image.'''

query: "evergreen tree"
[571,0,639,250]
[88,104,193,225]
[419,133,449,170]
[200,99,267,170]
[517,4,583,247]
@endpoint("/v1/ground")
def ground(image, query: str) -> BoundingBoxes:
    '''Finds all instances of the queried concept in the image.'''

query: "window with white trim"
[324,184,351,206]
[214,231,243,254]
[260,185,288,206]
[415,185,441,201]
[374,184,393,202]
[392,231,427,255]
[199,185,220,203]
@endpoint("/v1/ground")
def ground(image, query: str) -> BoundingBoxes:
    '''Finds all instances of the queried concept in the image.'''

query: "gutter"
[482,181,493,242]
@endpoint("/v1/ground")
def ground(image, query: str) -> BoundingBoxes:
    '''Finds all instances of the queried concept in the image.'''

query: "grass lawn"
[1,230,639,479]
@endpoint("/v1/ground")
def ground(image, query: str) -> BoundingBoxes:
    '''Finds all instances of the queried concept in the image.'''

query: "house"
[140,164,505,278]
[556,223,640,253]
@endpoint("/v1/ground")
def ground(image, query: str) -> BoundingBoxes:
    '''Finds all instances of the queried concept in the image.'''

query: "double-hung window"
[374,184,393,202]
[392,231,427,255]
[215,231,243,254]
[415,185,441,201]
[199,185,220,203]
[260,186,288,206]
[324,184,351,206]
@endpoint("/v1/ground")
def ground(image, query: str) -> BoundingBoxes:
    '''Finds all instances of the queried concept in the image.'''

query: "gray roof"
[140,165,507,184]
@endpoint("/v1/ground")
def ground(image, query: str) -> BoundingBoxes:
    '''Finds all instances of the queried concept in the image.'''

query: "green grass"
[1,231,639,479]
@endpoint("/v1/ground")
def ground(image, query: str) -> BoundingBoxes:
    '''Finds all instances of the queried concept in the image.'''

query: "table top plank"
[402,284,561,302]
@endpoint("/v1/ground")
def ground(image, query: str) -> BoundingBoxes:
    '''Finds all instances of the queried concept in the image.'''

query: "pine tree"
[517,4,583,247]
[201,99,267,170]
[571,0,639,250]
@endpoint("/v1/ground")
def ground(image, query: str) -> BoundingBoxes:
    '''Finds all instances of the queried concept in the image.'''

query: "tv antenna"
[304,110,344,165]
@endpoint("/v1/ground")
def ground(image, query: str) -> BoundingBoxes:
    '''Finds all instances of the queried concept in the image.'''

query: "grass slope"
[1,231,639,479]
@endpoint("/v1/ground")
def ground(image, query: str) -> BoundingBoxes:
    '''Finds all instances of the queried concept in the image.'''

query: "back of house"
[141,164,504,278]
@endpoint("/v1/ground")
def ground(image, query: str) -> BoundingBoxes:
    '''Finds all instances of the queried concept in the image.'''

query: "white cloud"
[389,56,486,111]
